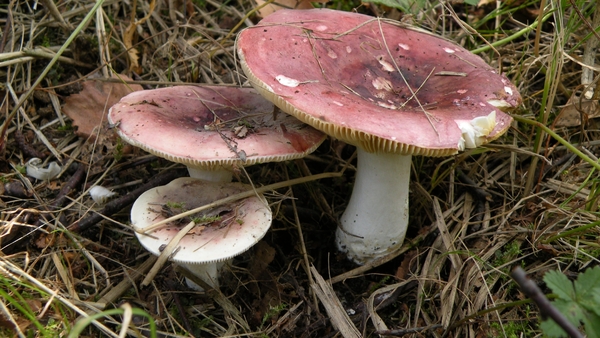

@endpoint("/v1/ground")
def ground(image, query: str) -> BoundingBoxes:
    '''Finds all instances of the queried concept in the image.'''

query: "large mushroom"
[237,9,521,264]
[108,85,325,182]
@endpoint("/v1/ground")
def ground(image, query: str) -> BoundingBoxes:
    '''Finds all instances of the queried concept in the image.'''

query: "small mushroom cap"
[108,86,325,169]
[237,9,521,156]
[132,177,272,264]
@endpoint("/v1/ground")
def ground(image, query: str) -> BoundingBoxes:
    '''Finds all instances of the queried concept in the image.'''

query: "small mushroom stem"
[180,260,230,290]
[336,148,411,264]
[187,167,233,183]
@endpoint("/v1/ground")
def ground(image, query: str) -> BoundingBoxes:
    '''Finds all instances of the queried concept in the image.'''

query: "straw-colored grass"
[1,0,599,336]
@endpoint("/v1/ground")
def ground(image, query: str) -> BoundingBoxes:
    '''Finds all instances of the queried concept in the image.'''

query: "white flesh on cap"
[336,148,411,264]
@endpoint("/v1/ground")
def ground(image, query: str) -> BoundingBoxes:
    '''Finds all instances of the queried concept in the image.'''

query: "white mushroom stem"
[336,148,411,264]
[180,260,229,290]
[187,167,233,182]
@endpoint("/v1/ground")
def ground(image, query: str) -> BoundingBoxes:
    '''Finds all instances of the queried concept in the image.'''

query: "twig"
[284,166,320,314]
[310,266,360,338]
[510,267,583,338]
[456,168,492,202]
[39,0,74,32]
[49,164,87,210]
[14,130,46,159]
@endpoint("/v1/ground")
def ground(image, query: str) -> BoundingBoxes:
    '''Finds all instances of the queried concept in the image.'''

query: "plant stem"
[511,267,583,338]
[471,11,554,54]
[511,115,600,172]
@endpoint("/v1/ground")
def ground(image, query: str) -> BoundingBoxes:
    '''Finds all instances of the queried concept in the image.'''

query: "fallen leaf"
[555,94,600,127]
[62,75,143,140]
[395,249,416,280]
[124,0,156,73]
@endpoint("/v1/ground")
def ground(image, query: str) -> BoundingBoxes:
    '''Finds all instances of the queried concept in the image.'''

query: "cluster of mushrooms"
[108,9,522,290]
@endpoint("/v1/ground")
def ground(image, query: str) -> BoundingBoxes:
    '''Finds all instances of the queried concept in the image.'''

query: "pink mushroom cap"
[237,9,521,156]
[108,86,326,169]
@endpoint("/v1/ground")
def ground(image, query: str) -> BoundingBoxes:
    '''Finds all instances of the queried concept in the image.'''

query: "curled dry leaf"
[555,93,600,127]
[62,75,143,140]
[124,0,156,73]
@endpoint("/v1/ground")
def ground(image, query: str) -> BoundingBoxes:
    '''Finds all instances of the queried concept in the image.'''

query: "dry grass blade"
[4,0,600,336]
[310,266,360,338]
[0,257,118,337]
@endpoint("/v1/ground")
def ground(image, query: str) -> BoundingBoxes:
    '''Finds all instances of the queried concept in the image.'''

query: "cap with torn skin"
[108,85,326,182]
[132,177,272,290]
[237,9,521,264]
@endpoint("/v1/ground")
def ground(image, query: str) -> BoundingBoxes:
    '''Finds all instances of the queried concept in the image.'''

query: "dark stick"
[34,163,87,228]
[510,267,583,338]
[50,163,86,210]
[456,168,492,202]
[14,130,47,159]
[68,169,184,233]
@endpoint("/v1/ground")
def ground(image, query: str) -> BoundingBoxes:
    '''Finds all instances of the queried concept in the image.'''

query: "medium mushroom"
[131,177,272,289]
[107,85,325,182]
[237,9,522,264]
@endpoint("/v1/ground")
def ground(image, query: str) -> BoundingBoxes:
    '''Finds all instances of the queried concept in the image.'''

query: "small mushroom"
[107,85,325,182]
[132,177,272,290]
[237,9,522,264]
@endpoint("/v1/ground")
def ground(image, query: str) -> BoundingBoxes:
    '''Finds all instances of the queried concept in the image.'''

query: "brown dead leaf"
[555,94,600,127]
[62,75,143,140]
[249,241,276,275]
[395,250,417,280]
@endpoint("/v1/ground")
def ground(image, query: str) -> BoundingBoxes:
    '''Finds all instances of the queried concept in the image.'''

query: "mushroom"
[237,9,522,264]
[107,85,326,182]
[132,177,272,290]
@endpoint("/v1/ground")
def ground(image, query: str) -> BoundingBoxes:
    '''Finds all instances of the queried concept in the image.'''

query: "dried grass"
[1,0,600,336]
